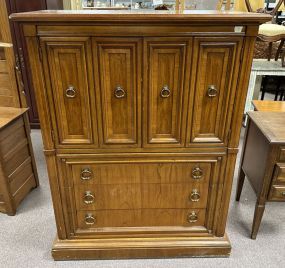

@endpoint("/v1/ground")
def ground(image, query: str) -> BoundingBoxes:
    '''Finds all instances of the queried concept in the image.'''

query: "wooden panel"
[280,147,285,162]
[268,185,285,201]
[77,209,206,228]
[272,164,285,185]
[94,38,141,146]
[71,162,211,186]
[144,38,190,146]
[189,37,242,145]
[44,38,95,146]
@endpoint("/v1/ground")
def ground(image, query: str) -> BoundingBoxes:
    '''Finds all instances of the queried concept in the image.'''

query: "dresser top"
[10,10,270,24]
[248,112,285,144]
[0,107,28,129]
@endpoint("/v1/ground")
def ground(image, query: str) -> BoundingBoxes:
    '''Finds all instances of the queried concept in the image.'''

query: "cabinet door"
[43,37,96,146]
[94,38,141,147]
[188,37,243,145]
[144,38,191,147]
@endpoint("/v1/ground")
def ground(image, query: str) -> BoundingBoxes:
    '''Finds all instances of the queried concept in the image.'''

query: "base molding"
[52,234,231,260]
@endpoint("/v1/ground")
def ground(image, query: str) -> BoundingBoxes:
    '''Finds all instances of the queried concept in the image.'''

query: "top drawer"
[70,162,211,186]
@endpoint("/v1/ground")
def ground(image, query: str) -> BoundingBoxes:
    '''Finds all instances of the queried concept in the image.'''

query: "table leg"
[251,198,265,239]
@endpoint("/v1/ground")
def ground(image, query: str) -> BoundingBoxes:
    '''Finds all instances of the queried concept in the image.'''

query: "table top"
[0,107,28,129]
[252,101,285,112]
[248,112,285,144]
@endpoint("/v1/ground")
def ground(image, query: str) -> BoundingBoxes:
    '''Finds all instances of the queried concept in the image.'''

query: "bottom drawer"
[77,209,206,229]
[268,185,285,201]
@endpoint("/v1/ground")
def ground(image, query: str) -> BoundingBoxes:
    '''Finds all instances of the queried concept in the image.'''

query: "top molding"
[10,10,271,24]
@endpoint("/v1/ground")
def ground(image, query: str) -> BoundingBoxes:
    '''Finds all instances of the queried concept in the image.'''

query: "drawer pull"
[281,192,285,197]
[81,168,92,181]
[192,167,203,180]
[83,191,95,204]
[160,85,171,98]
[190,189,200,202]
[187,211,198,223]
[65,86,76,98]
[114,86,126,99]
[207,85,218,98]
[85,213,96,225]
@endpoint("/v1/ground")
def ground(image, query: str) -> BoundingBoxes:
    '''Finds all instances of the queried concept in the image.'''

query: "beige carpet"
[1,129,285,268]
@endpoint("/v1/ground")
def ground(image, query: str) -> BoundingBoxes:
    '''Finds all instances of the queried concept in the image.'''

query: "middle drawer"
[74,183,208,210]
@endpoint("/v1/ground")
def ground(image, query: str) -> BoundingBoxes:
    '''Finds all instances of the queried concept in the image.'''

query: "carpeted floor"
[1,128,285,268]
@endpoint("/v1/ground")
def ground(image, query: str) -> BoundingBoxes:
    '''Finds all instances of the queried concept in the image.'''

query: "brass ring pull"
[160,85,171,98]
[114,86,126,99]
[190,189,201,202]
[187,211,198,223]
[207,85,218,98]
[81,168,92,181]
[83,191,95,204]
[192,167,203,180]
[85,213,96,225]
[66,86,76,98]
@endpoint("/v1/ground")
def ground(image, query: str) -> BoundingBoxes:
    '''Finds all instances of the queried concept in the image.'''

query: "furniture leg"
[251,199,265,239]
[268,42,273,61]
[275,39,285,61]
[236,168,245,201]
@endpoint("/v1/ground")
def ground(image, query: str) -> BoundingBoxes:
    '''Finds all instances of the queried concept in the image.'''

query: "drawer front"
[272,164,285,184]
[42,37,96,146]
[61,157,221,234]
[77,209,206,228]
[189,37,243,145]
[94,38,141,147]
[279,147,285,162]
[144,38,191,147]
[269,185,285,201]
[75,183,208,210]
[71,162,210,186]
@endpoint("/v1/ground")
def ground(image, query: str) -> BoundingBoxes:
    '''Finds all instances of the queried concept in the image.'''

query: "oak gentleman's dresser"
[11,10,269,260]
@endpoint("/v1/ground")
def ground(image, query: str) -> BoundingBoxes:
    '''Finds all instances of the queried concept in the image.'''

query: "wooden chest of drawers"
[11,10,270,259]
[0,108,38,215]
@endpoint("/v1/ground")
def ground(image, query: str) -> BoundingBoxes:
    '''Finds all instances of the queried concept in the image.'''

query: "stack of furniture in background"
[4,0,64,128]
[0,0,38,215]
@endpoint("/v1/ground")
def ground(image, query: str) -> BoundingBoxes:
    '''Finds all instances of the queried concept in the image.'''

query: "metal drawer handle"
[160,85,171,98]
[65,86,76,98]
[187,211,198,223]
[81,168,92,181]
[190,189,201,202]
[85,213,96,225]
[83,191,95,204]
[207,85,218,98]
[114,86,126,98]
[192,167,203,180]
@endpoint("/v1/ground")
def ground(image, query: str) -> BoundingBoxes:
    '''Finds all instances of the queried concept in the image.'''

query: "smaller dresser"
[236,111,285,239]
[0,107,38,215]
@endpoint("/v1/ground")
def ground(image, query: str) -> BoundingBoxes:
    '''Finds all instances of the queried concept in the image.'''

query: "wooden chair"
[235,0,285,61]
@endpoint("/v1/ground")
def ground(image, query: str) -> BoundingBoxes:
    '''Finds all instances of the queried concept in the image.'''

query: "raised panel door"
[144,38,191,147]
[43,37,96,146]
[93,38,141,147]
[188,37,243,145]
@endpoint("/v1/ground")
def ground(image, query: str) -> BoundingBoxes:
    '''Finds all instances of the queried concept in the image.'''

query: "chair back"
[234,0,284,14]
[216,0,232,10]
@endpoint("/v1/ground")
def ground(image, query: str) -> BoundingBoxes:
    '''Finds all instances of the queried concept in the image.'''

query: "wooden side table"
[0,107,39,215]
[252,100,285,112]
[236,112,285,239]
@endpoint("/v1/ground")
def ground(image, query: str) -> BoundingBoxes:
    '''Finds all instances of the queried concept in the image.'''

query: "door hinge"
[37,38,43,62]
[51,130,55,143]
[227,129,232,143]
